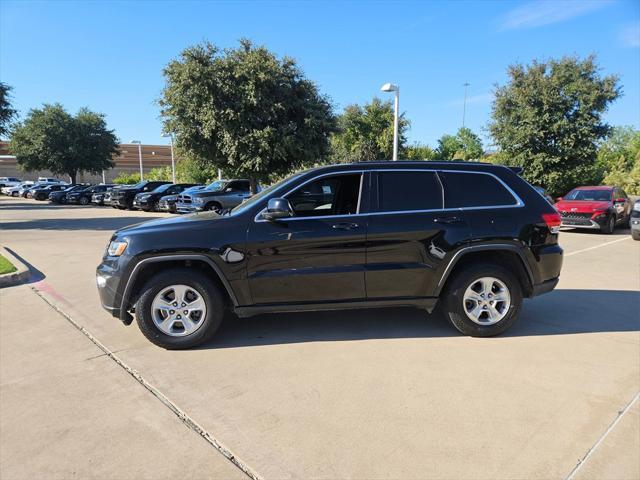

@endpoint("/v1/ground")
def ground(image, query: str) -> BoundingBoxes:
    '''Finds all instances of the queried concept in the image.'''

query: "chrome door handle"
[332,222,360,230]
[434,216,462,224]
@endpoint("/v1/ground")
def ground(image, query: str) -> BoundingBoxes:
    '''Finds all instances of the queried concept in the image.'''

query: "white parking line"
[565,236,631,257]
[564,391,640,480]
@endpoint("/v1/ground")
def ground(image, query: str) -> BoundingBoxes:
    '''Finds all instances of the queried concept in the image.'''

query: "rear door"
[365,169,471,299]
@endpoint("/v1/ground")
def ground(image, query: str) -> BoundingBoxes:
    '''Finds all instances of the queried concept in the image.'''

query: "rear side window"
[439,171,518,208]
[378,171,443,212]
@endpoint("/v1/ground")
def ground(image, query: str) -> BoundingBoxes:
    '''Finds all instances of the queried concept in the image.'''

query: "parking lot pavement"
[1,196,639,479]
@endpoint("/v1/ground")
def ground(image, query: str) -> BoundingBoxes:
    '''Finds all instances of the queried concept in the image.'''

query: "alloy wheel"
[151,284,207,336]
[462,277,511,325]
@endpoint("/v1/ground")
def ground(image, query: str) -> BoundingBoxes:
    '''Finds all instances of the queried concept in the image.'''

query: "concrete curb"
[0,246,30,288]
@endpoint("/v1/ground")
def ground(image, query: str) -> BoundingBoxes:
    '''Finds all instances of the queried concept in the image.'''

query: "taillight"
[542,212,561,233]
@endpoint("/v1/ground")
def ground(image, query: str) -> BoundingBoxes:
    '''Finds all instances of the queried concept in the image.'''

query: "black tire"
[79,196,89,205]
[60,196,67,204]
[135,268,225,349]
[602,215,615,234]
[632,230,640,241]
[204,202,222,212]
[441,263,523,337]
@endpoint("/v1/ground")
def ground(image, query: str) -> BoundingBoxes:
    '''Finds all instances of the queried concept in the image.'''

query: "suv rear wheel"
[135,269,224,349]
[442,263,523,337]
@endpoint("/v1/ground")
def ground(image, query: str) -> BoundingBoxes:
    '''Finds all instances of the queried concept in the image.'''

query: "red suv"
[556,186,631,233]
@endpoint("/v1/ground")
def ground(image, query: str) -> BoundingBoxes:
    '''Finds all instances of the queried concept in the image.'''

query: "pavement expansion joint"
[27,283,263,480]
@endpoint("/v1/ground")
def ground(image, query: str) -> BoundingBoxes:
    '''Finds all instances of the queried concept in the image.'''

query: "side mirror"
[262,198,293,221]
[614,198,625,203]
[555,197,563,202]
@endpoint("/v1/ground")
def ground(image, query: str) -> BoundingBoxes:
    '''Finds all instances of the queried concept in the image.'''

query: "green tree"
[160,40,336,193]
[597,126,640,195]
[10,104,118,184]
[330,98,409,162]
[489,55,620,196]
[436,127,483,160]
[405,142,437,160]
[0,82,17,138]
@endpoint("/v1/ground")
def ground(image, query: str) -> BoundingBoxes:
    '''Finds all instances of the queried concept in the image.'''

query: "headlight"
[193,197,204,204]
[634,203,640,212]
[107,240,128,257]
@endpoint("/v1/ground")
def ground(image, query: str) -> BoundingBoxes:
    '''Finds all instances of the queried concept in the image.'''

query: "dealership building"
[0,141,179,183]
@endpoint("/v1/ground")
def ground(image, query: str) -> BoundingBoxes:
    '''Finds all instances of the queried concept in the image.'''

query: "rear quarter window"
[439,171,518,208]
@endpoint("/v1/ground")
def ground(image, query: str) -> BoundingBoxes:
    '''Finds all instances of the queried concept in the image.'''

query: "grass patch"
[0,254,17,275]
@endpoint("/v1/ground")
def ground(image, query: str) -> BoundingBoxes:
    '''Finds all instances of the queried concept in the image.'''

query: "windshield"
[153,183,173,193]
[565,189,612,201]
[230,171,307,215]
[205,180,226,191]
[131,181,148,189]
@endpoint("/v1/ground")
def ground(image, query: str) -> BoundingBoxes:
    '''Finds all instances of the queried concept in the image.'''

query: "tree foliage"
[489,55,620,196]
[0,82,17,138]
[330,98,409,162]
[160,40,336,192]
[405,142,438,160]
[436,127,483,160]
[9,104,118,184]
[597,126,640,195]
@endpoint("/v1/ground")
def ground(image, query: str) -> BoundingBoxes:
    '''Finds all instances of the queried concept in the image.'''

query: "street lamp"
[380,83,399,161]
[462,82,470,128]
[130,140,143,181]
[162,133,176,183]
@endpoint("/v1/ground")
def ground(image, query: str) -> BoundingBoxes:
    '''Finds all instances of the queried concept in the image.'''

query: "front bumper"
[176,204,204,213]
[96,260,133,325]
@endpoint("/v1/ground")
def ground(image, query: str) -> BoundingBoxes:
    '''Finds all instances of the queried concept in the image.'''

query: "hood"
[189,189,229,198]
[115,211,224,236]
[555,200,611,213]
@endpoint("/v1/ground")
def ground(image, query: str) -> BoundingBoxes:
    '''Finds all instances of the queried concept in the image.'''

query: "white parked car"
[3,181,34,196]
[0,177,21,189]
[37,177,65,183]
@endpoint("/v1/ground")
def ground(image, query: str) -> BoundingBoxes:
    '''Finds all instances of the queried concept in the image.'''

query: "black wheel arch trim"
[119,254,240,320]
[434,243,535,296]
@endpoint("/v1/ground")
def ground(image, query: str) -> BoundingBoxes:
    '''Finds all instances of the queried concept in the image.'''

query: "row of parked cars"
[0,176,255,214]
[2,175,638,239]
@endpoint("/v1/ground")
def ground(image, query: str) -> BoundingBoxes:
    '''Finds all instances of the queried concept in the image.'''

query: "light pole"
[131,140,143,181]
[380,83,399,161]
[162,133,176,183]
[462,82,470,128]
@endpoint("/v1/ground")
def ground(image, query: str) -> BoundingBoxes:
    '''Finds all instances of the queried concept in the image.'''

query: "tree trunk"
[69,171,77,185]
[249,176,258,195]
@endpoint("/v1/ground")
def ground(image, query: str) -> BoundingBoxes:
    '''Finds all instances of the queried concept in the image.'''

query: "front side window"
[439,171,518,208]
[378,171,442,212]
[286,174,361,217]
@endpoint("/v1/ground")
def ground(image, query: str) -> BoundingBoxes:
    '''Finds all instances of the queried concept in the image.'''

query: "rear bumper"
[531,277,559,297]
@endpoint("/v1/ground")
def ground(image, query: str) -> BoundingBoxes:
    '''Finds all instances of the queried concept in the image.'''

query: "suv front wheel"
[442,263,523,337]
[136,269,224,349]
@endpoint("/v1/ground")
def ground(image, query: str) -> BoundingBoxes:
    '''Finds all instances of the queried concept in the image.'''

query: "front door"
[246,172,367,305]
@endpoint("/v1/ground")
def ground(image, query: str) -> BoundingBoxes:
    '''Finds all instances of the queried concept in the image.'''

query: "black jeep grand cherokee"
[97,161,563,349]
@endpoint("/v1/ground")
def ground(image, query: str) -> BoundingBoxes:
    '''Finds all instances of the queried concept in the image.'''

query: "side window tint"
[378,171,442,212]
[286,174,361,217]
[439,172,518,208]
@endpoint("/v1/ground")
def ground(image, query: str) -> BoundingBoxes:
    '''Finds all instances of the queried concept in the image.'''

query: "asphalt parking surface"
[1,196,639,480]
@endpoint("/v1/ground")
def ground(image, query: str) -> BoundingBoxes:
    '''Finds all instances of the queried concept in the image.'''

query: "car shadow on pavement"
[0,203,93,210]
[2,247,46,285]
[561,227,632,236]
[0,217,149,231]
[197,289,639,349]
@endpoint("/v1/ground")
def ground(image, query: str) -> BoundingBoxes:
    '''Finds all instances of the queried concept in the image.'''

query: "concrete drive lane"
[1,196,639,479]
